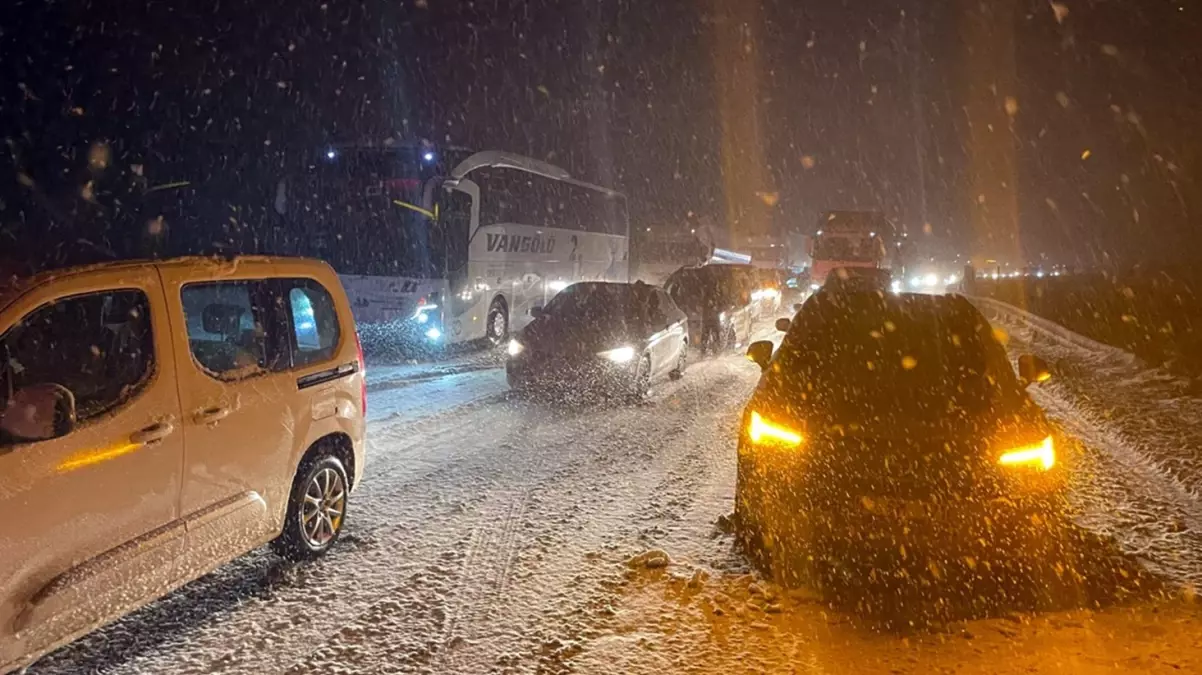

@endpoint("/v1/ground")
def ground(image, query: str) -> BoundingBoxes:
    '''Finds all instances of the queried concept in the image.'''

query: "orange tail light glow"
[998,435,1055,470]
[748,411,804,448]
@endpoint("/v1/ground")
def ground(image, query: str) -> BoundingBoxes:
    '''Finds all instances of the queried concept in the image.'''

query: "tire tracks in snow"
[978,299,1202,585]
[284,356,761,674]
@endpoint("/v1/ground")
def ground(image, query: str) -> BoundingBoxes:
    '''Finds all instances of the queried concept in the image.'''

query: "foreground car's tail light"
[748,411,804,448]
[998,435,1055,470]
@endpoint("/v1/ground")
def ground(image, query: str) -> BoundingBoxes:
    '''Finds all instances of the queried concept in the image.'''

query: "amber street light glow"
[748,411,803,447]
[998,435,1055,470]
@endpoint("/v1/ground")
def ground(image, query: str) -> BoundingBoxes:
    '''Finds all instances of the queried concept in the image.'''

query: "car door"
[653,289,686,374]
[0,271,184,667]
[723,271,754,348]
[156,267,297,580]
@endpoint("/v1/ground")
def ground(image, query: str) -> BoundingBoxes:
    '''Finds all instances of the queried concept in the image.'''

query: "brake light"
[748,411,804,448]
[998,435,1054,470]
[355,331,367,415]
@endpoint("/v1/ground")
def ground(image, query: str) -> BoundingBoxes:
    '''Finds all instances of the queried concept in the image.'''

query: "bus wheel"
[486,299,509,345]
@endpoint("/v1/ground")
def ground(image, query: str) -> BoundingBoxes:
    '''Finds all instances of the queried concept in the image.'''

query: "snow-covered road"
[28,300,1202,674]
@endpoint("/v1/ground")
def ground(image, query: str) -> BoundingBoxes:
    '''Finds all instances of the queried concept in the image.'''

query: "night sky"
[1,0,1199,270]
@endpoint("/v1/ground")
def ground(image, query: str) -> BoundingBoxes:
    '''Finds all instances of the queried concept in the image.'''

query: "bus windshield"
[284,147,446,278]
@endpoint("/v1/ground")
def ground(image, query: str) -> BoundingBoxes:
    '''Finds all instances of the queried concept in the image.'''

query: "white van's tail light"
[355,331,367,415]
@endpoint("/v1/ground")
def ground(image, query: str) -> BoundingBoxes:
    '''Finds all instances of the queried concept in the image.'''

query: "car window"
[0,289,153,430]
[181,281,277,380]
[635,286,667,327]
[285,280,341,367]
[655,289,680,322]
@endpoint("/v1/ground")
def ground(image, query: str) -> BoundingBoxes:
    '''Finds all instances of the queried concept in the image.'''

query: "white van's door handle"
[194,406,231,425]
[131,421,176,445]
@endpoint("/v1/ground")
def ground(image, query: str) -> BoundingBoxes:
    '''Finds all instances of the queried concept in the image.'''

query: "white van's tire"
[272,454,349,561]
[486,298,509,345]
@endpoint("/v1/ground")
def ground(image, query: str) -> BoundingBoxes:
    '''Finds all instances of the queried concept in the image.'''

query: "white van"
[0,256,366,673]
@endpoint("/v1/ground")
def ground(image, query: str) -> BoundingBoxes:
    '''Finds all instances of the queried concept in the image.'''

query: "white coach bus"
[283,144,629,349]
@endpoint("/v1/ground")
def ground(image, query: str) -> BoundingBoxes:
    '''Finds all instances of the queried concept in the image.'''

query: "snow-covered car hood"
[518,317,646,355]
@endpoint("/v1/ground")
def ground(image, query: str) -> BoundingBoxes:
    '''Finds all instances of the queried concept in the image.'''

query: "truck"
[808,211,894,290]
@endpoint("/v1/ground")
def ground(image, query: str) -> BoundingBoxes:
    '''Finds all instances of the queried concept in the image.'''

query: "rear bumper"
[736,437,1068,548]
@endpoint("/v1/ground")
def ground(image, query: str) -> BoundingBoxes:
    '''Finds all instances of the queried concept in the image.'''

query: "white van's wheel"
[272,454,349,561]
[486,299,509,345]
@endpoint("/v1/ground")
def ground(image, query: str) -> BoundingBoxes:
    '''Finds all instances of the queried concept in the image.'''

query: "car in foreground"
[506,281,688,399]
[0,256,366,674]
[736,290,1063,588]
[664,264,759,355]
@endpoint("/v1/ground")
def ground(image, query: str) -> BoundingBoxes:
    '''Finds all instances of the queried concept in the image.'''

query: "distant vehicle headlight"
[809,283,821,292]
[598,346,635,363]
[923,273,938,287]
[998,435,1055,470]
[507,339,525,357]
[890,279,903,294]
[425,327,442,340]
[747,411,804,448]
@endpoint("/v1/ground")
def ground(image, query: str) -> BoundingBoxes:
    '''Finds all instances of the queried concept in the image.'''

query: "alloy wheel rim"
[490,310,506,339]
[301,467,345,548]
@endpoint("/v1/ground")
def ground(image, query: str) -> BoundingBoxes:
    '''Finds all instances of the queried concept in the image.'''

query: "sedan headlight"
[998,435,1055,470]
[598,346,636,363]
[747,411,804,448]
[507,339,525,357]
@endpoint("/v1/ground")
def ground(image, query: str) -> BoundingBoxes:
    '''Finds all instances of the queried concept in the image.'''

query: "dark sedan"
[736,291,1064,587]
[506,282,689,400]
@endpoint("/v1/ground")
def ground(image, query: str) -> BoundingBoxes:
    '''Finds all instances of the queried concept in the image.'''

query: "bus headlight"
[412,302,439,320]
[425,327,442,340]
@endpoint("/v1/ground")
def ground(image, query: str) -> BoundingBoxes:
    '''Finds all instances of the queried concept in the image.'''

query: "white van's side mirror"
[1,383,77,442]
